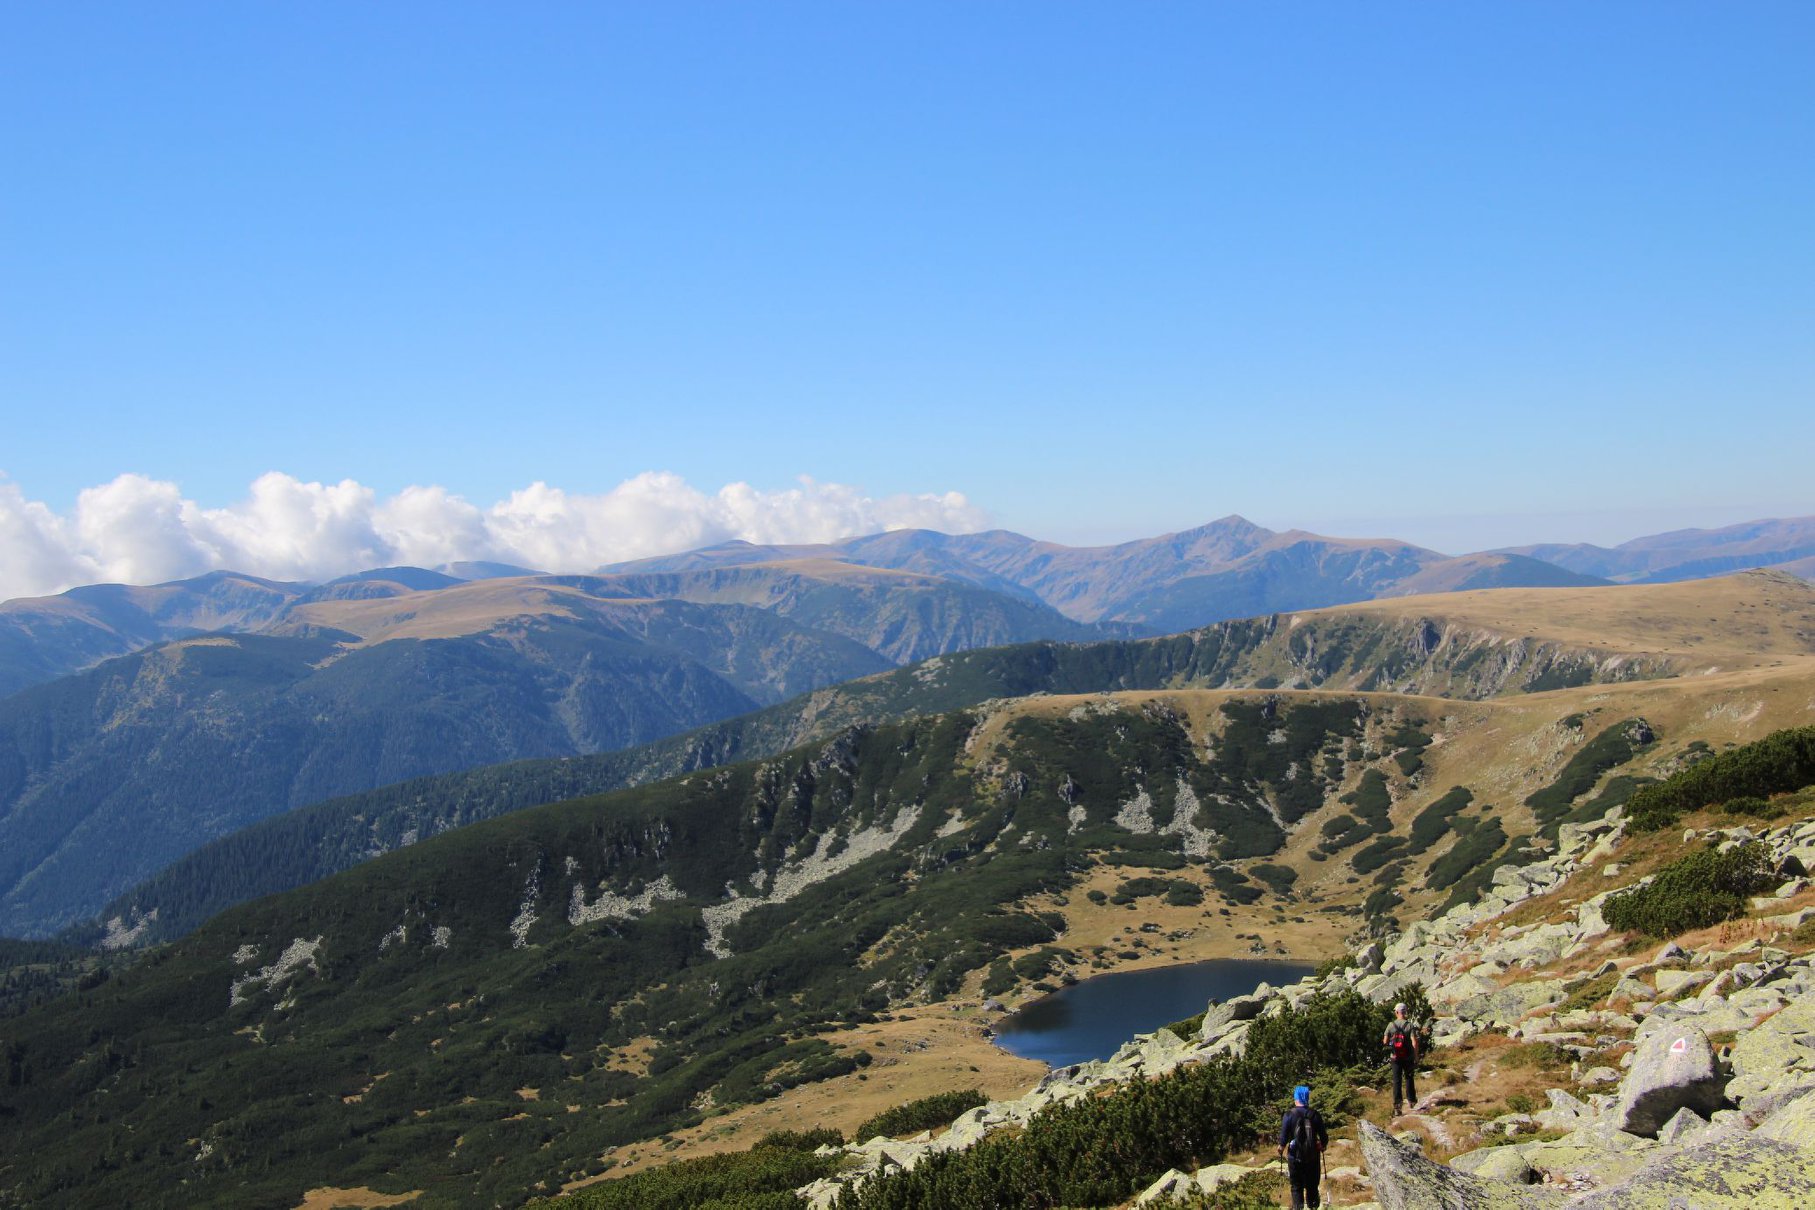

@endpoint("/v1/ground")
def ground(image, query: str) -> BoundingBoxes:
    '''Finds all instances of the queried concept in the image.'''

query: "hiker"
[1383,1001,1420,1115]
[1277,1084,1328,1210]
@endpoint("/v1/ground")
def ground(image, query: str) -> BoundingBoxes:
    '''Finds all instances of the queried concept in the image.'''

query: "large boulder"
[1358,1122,1567,1209]
[1573,1129,1815,1207]
[1614,1025,1725,1137]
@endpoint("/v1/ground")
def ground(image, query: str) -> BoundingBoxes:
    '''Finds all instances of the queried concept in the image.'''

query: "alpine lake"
[991,958,1316,1068]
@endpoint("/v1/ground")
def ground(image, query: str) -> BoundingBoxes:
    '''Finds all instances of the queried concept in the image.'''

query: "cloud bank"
[0,472,989,601]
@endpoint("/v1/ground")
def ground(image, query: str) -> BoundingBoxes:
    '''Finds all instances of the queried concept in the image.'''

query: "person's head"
[1394,1002,1407,1018]
[1293,1084,1310,1106]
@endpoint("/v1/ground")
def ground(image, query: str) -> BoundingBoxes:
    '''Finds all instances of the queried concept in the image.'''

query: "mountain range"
[600,514,1614,628]
[0,513,1809,939]
[1500,514,1815,583]
[91,569,1815,950]
[2,569,1813,1207]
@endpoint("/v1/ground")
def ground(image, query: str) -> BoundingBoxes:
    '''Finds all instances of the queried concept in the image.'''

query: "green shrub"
[1351,836,1408,874]
[1166,1010,1207,1041]
[1717,795,1788,820]
[755,1126,844,1151]
[853,1089,988,1142]
[1628,727,1815,832]
[982,960,1016,997]
[1208,867,1262,905]
[1425,819,1507,891]
[1249,864,1298,895]
[1165,882,1205,907]
[1113,877,1200,906]
[1406,787,1473,855]
[1524,719,1655,834]
[1602,843,1777,937]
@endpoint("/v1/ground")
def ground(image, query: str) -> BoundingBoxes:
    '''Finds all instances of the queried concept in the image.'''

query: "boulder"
[1133,1162,1259,1205]
[1198,992,1266,1040]
[1534,1088,1596,1131]
[1133,1168,1194,1205]
[1654,1106,1711,1147]
[1614,1025,1725,1137]
[1358,1122,1567,1209]
[1652,969,1713,998]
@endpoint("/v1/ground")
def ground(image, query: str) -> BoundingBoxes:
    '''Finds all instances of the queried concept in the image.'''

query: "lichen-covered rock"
[1573,1129,1815,1207]
[1654,1105,1712,1147]
[1358,1122,1567,1209]
[1615,1025,1725,1137]
[1653,969,1714,997]
[1756,1089,1815,1149]
[1197,991,1266,1040]
[1453,979,1566,1028]
[1448,1146,1534,1183]
[1133,1162,1262,1205]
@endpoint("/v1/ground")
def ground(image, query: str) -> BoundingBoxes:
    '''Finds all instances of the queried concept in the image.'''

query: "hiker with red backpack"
[1276,1084,1328,1210]
[1383,1001,1421,1115]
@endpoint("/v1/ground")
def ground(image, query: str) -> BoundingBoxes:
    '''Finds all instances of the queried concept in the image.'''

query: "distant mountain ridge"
[1500,514,1815,583]
[9,511,1811,701]
[602,515,1610,627]
[0,570,304,699]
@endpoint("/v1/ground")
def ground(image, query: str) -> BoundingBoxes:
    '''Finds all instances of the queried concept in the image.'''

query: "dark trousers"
[1392,1057,1417,1110]
[1287,1157,1321,1209]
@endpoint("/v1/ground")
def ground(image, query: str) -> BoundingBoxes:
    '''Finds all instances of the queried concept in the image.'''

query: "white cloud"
[0,471,989,601]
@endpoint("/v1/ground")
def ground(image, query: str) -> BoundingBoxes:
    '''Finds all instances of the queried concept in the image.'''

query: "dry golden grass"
[1316,569,1815,663]
[293,1188,419,1209]
[591,1007,1044,1181]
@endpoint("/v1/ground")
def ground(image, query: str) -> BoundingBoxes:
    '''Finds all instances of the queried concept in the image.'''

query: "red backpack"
[1388,1022,1414,1061]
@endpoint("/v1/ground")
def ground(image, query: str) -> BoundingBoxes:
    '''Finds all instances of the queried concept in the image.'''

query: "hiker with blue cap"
[1277,1084,1328,1209]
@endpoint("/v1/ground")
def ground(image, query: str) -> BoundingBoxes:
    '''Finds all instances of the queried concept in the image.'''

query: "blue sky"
[2,2,1811,571]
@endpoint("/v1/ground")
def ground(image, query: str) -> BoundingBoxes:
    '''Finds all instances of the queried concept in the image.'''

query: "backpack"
[1288,1107,1318,1161]
[1388,1022,1414,1061]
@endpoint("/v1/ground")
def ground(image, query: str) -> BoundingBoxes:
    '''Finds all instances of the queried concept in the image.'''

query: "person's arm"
[1278,1111,1292,1153]
[1315,1110,1329,1150]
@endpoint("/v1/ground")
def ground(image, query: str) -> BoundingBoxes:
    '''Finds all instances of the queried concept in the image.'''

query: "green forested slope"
[0,695,1399,1209]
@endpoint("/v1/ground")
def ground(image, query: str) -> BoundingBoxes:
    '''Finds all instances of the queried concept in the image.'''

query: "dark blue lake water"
[991,958,1314,1068]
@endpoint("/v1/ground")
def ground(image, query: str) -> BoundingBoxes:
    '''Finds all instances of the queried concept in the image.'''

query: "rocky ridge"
[791,809,1815,1207]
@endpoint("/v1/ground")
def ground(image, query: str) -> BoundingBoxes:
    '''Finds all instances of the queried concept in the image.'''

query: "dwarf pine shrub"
[1602,842,1776,937]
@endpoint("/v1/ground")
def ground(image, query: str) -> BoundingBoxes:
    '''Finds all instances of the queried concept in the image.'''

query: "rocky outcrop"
[1359,1122,1568,1209]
